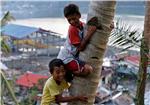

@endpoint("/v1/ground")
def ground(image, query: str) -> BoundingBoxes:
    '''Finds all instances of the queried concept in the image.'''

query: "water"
[1,1,145,37]
[1,1,89,19]
[1,1,145,19]
[116,1,145,16]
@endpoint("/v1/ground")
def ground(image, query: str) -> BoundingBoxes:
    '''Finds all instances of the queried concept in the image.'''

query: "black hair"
[64,4,81,17]
[49,59,65,74]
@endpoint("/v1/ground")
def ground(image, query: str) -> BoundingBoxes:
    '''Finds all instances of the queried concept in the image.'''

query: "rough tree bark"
[135,1,150,105]
[69,1,116,105]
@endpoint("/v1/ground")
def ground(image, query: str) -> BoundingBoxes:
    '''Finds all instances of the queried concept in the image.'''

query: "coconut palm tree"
[1,11,14,54]
[1,11,19,105]
[68,1,116,105]
[106,1,150,105]
[106,1,150,104]
[135,1,150,105]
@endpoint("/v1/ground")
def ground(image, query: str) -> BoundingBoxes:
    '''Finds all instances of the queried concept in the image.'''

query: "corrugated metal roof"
[1,24,39,38]
[16,72,48,88]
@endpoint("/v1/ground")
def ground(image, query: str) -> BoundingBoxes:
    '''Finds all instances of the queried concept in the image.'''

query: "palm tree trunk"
[135,1,150,105]
[68,1,116,105]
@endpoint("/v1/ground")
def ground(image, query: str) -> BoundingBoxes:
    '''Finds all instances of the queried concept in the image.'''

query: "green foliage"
[147,74,150,82]
[19,86,39,105]
[1,11,15,26]
[0,37,11,53]
[1,11,15,54]
[20,78,47,105]
[20,97,32,105]
[1,71,19,105]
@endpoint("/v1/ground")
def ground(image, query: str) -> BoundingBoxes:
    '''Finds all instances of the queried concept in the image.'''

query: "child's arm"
[78,20,114,52]
[78,26,97,51]
[55,94,88,103]
[78,17,98,52]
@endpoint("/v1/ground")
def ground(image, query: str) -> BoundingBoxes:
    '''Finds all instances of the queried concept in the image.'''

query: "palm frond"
[1,39,11,53]
[0,11,14,53]
[109,19,142,50]
[1,11,15,26]
[1,71,19,105]
[121,45,134,52]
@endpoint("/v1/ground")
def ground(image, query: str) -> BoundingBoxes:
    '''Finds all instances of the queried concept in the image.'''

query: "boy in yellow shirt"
[41,59,88,105]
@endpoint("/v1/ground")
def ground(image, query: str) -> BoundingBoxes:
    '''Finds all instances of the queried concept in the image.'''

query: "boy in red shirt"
[57,4,98,82]
[57,4,114,82]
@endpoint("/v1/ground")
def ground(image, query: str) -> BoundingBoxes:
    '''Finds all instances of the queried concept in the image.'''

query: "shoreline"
[11,15,144,38]
[11,18,69,38]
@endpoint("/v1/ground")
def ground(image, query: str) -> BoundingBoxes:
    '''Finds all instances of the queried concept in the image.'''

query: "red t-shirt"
[68,22,84,46]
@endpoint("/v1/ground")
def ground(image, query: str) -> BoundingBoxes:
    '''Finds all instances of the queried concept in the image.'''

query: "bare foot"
[73,68,92,76]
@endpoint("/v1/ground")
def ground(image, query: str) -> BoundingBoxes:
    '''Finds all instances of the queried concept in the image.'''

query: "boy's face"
[52,65,66,83]
[66,13,80,27]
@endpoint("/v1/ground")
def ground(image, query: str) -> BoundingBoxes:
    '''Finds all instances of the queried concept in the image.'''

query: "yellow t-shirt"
[41,76,70,105]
